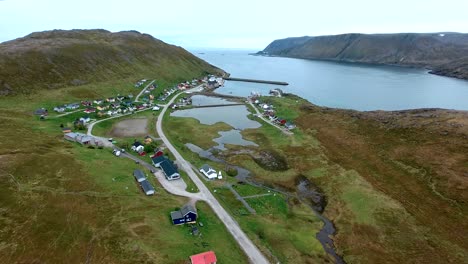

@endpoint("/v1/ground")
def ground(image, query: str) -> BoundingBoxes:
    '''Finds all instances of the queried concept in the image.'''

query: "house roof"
[151,155,167,165]
[34,108,48,115]
[190,251,217,264]
[200,164,212,173]
[133,141,143,147]
[65,132,77,138]
[160,160,178,176]
[170,210,183,220]
[140,180,155,194]
[133,169,146,182]
[180,204,196,217]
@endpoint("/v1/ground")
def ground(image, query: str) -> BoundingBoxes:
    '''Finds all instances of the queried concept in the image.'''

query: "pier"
[224,77,289,86]
[191,103,245,109]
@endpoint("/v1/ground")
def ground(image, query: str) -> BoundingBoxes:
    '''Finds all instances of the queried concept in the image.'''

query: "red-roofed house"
[190,251,217,264]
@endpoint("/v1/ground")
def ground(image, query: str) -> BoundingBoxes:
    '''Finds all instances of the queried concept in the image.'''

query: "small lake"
[171,105,261,130]
[191,95,237,106]
[171,104,260,148]
[192,49,468,111]
[213,130,258,150]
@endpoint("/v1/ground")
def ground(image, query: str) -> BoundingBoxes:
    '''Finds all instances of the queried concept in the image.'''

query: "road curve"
[156,89,270,264]
[135,80,156,102]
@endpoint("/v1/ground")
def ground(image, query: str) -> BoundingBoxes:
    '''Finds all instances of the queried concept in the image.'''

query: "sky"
[1,0,468,49]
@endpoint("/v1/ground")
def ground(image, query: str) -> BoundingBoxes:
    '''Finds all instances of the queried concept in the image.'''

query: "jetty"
[224,77,289,86]
[192,103,244,109]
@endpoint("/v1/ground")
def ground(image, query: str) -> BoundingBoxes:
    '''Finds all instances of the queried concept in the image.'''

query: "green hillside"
[0,29,222,95]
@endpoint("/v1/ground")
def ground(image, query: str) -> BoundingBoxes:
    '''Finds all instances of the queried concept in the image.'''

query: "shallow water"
[170,105,261,130]
[213,130,258,150]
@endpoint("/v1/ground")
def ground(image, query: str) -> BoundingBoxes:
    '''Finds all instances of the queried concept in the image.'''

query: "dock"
[192,103,244,109]
[224,77,289,86]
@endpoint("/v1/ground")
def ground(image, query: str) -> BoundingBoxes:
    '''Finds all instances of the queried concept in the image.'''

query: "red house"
[190,251,217,264]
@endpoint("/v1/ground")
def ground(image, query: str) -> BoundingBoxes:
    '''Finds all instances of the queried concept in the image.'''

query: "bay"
[192,49,468,111]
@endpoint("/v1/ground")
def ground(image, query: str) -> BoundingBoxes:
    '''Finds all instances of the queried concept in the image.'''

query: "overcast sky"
[1,0,468,49]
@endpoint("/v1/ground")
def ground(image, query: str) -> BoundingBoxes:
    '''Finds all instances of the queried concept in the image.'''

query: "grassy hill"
[0,29,222,95]
[0,30,246,264]
[261,33,468,80]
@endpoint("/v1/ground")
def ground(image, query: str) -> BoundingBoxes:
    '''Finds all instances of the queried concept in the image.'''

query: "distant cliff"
[261,33,468,80]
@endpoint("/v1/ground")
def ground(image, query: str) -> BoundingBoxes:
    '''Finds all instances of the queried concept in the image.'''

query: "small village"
[33,75,296,264]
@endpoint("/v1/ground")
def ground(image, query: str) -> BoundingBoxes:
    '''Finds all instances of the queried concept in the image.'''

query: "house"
[160,160,180,180]
[123,101,133,107]
[107,97,116,103]
[117,95,125,101]
[269,88,284,97]
[64,132,92,145]
[170,204,197,225]
[79,116,91,124]
[84,108,96,114]
[144,136,153,144]
[93,99,103,105]
[97,105,108,111]
[190,251,217,264]
[34,108,49,116]
[152,150,164,158]
[285,122,296,130]
[131,142,144,153]
[151,155,167,167]
[139,179,155,195]
[81,101,92,106]
[199,164,217,180]
[53,106,66,113]
[133,169,146,183]
[66,103,80,110]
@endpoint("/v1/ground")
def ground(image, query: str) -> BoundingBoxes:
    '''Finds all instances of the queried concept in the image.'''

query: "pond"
[191,95,238,106]
[171,105,261,130]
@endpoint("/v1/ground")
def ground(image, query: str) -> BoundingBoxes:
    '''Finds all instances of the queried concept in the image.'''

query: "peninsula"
[259,33,468,80]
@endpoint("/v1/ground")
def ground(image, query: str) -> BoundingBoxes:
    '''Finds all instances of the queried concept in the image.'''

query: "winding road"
[134,80,156,102]
[156,89,270,264]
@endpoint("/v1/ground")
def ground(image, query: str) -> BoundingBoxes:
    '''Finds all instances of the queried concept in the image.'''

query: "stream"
[185,143,346,263]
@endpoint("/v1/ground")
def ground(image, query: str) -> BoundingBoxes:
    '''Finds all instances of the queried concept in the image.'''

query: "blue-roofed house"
[140,179,155,195]
[133,169,146,183]
[160,160,180,180]
[170,204,197,225]
[151,156,167,167]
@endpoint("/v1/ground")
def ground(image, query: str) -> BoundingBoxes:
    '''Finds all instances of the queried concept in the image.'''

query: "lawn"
[163,108,330,263]
[0,72,250,263]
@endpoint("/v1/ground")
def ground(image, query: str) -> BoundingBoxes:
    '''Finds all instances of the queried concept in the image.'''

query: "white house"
[79,116,91,124]
[131,142,145,153]
[200,164,217,180]
[152,106,160,111]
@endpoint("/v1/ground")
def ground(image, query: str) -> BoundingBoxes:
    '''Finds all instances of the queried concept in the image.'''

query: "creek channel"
[185,143,346,264]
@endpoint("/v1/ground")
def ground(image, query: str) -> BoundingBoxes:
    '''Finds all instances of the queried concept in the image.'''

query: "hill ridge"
[261,32,468,80]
